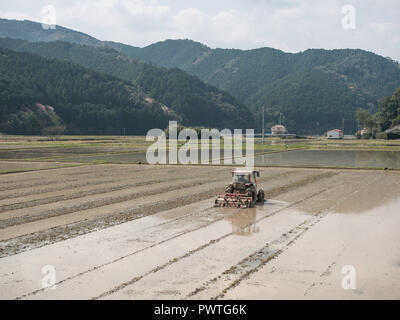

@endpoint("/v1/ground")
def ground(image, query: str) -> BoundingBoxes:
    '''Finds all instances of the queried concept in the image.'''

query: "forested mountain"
[1,18,400,133]
[0,18,144,57]
[0,38,253,131]
[0,48,173,135]
[127,40,400,133]
[0,18,100,46]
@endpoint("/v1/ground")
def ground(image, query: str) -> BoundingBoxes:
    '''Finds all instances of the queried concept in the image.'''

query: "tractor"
[215,169,265,208]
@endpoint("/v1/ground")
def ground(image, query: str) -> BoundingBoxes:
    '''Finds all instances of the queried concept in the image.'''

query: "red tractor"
[215,169,265,208]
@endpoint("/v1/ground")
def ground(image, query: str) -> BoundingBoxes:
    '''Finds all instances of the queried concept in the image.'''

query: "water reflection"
[27,148,400,169]
[254,150,400,169]
[225,208,259,236]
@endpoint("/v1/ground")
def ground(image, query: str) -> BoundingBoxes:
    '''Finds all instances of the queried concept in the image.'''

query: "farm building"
[327,129,344,139]
[385,125,400,139]
[271,125,288,136]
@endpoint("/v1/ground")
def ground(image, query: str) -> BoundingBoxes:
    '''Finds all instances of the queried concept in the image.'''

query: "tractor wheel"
[257,190,265,203]
[251,192,256,207]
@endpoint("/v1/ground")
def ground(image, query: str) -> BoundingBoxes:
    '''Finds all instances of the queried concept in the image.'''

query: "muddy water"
[57,150,400,169]
[254,150,400,169]
[57,149,252,164]
[224,199,400,300]
[0,200,289,299]
[0,147,134,160]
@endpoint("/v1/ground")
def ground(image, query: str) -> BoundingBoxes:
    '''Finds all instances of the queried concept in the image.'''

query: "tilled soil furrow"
[189,214,327,300]
[2,166,294,224]
[0,166,229,205]
[0,168,313,231]
[0,169,332,257]
[0,176,199,212]
[0,177,80,192]
[0,168,157,199]
[0,164,95,184]
[57,164,168,177]
[0,179,166,226]
[0,165,158,190]
[99,189,330,300]
[0,178,220,232]
[94,209,283,300]
[0,168,232,223]
[0,179,116,201]
[6,175,334,299]
[0,199,221,299]
[0,164,152,189]
[0,163,399,301]
[0,182,231,258]
[15,203,226,300]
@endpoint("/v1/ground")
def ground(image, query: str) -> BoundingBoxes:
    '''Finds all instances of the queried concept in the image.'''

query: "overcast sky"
[1,0,399,61]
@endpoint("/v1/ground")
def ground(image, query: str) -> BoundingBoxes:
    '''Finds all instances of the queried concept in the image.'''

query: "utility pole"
[262,106,265,147]
[342,118,345,134]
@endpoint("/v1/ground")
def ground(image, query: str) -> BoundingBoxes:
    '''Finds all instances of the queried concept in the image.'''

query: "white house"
[327,129,344,139]
[271,125,288,136]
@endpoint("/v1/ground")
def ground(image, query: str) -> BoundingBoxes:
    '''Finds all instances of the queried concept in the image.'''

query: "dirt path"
[0,164,399,299]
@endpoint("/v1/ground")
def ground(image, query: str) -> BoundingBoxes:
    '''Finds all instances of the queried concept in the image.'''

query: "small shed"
[327,129,344,139]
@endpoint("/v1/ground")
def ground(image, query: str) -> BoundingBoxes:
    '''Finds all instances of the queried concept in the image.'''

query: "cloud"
[370,22,397,32]
[0,0,399,61]
[169,8,207,38]
[0,10,35,21]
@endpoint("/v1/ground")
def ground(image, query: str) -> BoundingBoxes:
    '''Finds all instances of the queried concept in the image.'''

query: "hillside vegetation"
[0,48,171,135]
[127,40,400,133]
[0,39,253,134]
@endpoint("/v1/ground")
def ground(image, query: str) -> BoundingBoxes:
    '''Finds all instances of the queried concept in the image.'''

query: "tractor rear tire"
[251,192,256,207]
[257,190,265,203]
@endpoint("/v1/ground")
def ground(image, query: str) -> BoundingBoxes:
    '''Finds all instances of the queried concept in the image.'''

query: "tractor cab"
[215,169,264,208]
[232,170,260,187]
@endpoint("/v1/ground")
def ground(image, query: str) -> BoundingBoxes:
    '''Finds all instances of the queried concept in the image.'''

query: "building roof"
[385,125,400,134]
[233,169,255,174]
